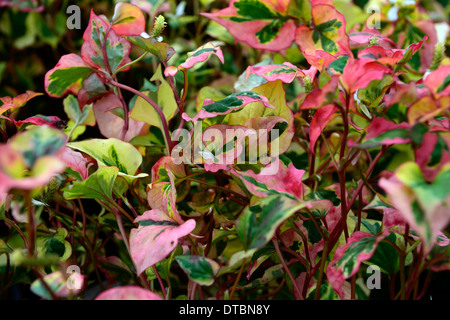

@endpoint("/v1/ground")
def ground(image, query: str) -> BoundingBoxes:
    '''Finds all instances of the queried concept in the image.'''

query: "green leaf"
[126,35,174,63]
[46,66,93,98]
[63,94,95,126]
[62,166,118,204]
[68,138,142,176]
[233,0,281,20]
[175,255,220,286]
[367,234,400,275]
[10,125,67,168]
[236,195,309,251]
[130,65,177,130]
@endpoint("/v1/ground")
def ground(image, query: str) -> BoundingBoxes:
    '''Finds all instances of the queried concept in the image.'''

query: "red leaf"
[341,58,391,93]
[111,2,146,36]
[309,104,338,153]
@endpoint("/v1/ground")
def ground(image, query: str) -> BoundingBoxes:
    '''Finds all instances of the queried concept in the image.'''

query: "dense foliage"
[0,0,449,300]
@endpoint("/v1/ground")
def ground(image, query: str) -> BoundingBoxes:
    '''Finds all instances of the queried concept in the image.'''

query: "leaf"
[228,80,295,155]
[201,0,296,51]
[200,124,257,173]
[327,231,384,299]
[232,157,305,199]
[182,91,275,122]
[367,233,400,275]
[175,255,220,286]
[62,166,118,204]
[93,93,146,142]
[63,94,95,127]
[95,286,162,300]
[13,115,65,129]
[164,42,224,77]
[129,209,196,275]
[0,0,43,12]
[295,5,352,67]
[245,62,301,84]
[407,96,442,125]
[378,162,450,251]
[68,138,142,176]
[10,125,67,168]
[301,75,339,109]
[424,65,450,99]
[30,271,85,300]
[130,65,177,130]
[111,2,146,36]
[0,90,43,115]
[309,104,338,153]
[44,54,93,98]
[77,73,109,107]
[348,31,396,49]
[126,34,175,63]
[236,195,309,251]
[60,147,92,180]
[68,138,147,196]
[341,58,391,94]
[80,10,131,74]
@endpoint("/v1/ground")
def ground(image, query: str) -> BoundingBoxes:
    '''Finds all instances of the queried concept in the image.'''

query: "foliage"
[0,0,449,301]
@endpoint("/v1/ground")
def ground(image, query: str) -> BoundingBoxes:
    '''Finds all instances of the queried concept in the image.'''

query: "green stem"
[25,191,35,257]
[314,241,328,300]
[113,52,148,76]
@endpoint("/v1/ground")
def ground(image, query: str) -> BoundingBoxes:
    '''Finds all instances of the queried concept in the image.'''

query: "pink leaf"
[341,58,391,93]
[95,285,163,300]
[201,124,256,173]
[60,147,92,180]
[364,117,411,141]
[14,115,65,129]
[232,158,306,199]
[81,10,131,74]
[424,65,450,99]
[129,209,196,275]
[349,30,396,49]
[201,0,296,51]
[164,42,224,77]
[301,75,339,109]
[0,146,65,195]
[93,93,146,142]
[245,62,300,84]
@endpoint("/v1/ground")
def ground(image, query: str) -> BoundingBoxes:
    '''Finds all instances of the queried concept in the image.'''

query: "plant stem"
[152,265,167,299]
[314,241,328,300]
[229,258,246,300]
[113,52,148,76]
[115,81,130,141]
[273,238,303,300]
[25,191,35,256]
[108,79,172,155]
